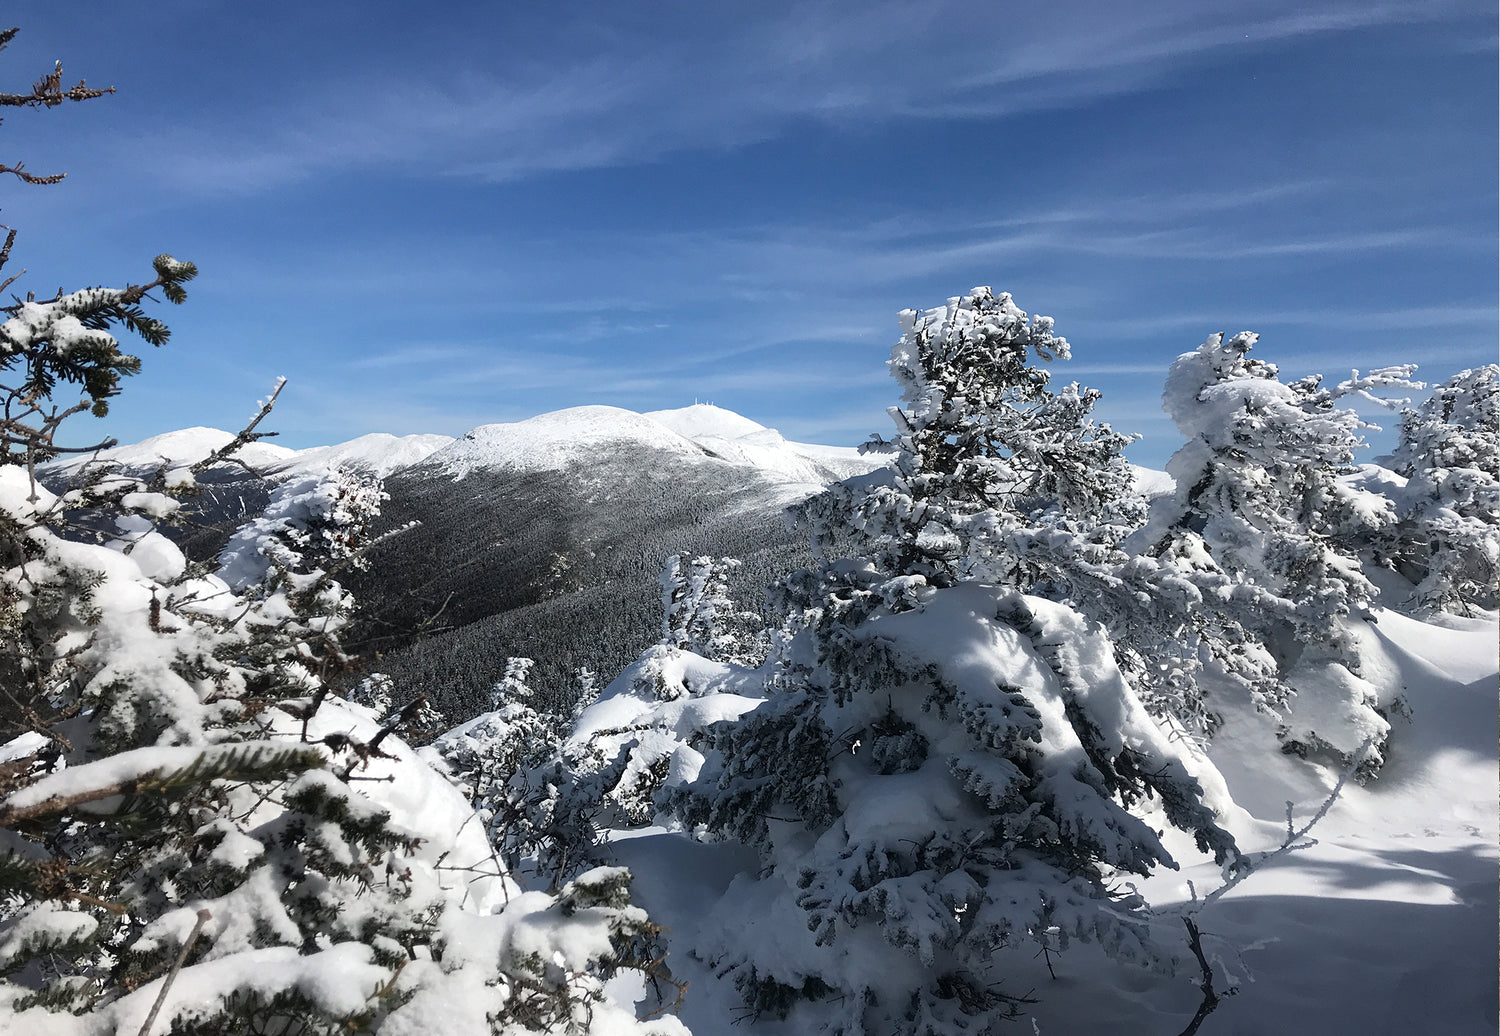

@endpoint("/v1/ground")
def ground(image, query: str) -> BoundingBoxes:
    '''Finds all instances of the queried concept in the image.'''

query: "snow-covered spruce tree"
[431,556,772,886]
[1,415,683,1031]
[1129,330,1420,772]
[541,554,772,836]
[572,666,600,716]
[668,289,1241,1035]
[561,640,767,837]
[430,657,576,876]
[430,656,644,887]
[1383,364,1500,613]
[795,287,1244,737]
[805,287,1141,588]
[0,35,684,1033]
[659,552,762,666]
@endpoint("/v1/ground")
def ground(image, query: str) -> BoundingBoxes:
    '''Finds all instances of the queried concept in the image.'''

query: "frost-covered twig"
[1187,733,1373,914]
[1329,365,1423,411]
[1176,916,1229,1036]
[1173,734,1375,1036]
[189,376,285,474]
[136,908,210,1036]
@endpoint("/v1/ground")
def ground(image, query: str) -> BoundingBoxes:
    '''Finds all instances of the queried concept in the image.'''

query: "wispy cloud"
[641,204,1473,299]
[101,0,1472,195]
[947,2,1465,97]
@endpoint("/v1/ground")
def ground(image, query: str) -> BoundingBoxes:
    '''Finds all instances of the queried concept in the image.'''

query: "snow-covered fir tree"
[1382,364,1500,613]
[667,288,1242,1035]
[431,657,583,878]
[1,416,683,1032]
[566,641,767,834]
[1129,330,1420,772]
[540,554,776,836]
[436,563,772,884]
[492,655,537,709]
[572,666,600,717]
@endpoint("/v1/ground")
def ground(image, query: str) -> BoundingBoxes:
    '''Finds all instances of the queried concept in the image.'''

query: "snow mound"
[571,645,766,749]
[49,426,296,476]
[423,405,708,477]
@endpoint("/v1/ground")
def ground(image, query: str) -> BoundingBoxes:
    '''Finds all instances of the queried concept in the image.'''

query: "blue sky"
[2,1,1495,466]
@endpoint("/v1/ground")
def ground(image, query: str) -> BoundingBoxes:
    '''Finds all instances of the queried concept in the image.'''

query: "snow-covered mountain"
[276,432,457,478]
[646,403,878,484]
[48,425,298,475]
[360,406,886,709]
[52,403,882,499]
[42,405,889,711]
[429,406,707,478]
[48,425,454,480]
[419,403,879,501]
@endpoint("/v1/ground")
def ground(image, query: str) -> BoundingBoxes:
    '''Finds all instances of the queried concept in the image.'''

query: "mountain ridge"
[50,402,883,492]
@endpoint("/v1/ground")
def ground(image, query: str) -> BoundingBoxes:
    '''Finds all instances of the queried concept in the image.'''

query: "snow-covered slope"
[270,432,455,478]
[423,405,710,478]
[648,403,879,485]
[418,403,886,497]
[1129,462,1174,498]
[643,403,769,442]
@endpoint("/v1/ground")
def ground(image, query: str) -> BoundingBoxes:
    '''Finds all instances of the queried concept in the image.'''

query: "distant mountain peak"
[427,405,707,478]
[48,426,297,476]
[645,403,774,442]
[46,403,888,491]
[273,432,457,478]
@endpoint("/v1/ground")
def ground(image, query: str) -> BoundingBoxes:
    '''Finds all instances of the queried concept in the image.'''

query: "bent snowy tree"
[1130,330,1420,773]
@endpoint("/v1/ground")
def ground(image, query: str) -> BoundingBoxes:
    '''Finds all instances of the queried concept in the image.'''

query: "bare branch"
[0,161,65,185]
[190,378,286,474]
[1175,916,1231,1036]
